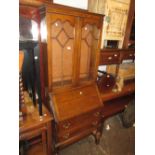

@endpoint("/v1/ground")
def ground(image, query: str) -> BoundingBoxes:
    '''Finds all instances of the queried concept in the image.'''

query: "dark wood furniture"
[100,81,135,119]
[98,48,135,120]
[123,0,135,48]
[19,1,135,154]
[19,101,53,155]
[98,48,134,92]
[40,4,104,152]
[99,48,135,65]
[49,84,103,149]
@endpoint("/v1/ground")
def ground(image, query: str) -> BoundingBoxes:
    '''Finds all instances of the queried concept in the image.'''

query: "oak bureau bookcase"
[40,4,104,152]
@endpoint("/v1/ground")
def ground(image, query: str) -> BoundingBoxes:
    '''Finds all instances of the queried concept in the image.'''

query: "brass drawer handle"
[92,121,98,126]
[94,112,100,117]
[63,122,71,129]
[63,133,70,139]
[108,56,112,60]
[114,54,118,57]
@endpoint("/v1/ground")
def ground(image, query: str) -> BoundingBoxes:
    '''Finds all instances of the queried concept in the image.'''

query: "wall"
[53,0,88,9]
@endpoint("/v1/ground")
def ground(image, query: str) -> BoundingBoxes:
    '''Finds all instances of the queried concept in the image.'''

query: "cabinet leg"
[95,131,101,145]
[54,147,59,155]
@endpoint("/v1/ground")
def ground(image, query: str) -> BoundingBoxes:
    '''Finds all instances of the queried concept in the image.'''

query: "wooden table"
[99,81,135,120]
[100,81,135,101]
[19,101,53,155]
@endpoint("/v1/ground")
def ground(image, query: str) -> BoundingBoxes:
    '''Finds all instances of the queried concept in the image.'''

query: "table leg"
[47,122,52,155]
[42,131,47,155]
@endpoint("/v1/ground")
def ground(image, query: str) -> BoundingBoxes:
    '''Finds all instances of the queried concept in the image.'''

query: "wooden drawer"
[57,111,101,142]
[97,73,115,92]
[100,51,120,65]
[120,50,135,61]
[57,123,100,142]
[57,108,101,135]
[50,84,103,122]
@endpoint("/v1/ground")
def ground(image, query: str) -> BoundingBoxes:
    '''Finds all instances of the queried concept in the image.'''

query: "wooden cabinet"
[88,0,131,48]
[41,4,104,91]
[49,84,103,148]
[40,4,104,151]
[48,84,103,149]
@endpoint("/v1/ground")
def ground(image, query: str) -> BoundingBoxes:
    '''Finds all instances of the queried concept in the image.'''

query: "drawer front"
[98,73,115,92]
[57,119,101,142]
[120,51,135,61]
[57,109,101,141]
[100,52,120,65]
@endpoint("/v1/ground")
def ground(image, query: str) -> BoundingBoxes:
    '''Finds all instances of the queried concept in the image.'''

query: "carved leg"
[95,130,101,145]
[54,147,59,155]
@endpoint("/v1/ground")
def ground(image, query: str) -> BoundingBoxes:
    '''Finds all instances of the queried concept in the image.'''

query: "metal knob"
[114,54,118,57]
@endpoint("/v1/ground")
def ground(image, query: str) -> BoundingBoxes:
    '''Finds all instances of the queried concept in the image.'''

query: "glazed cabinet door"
[79,18,102,83]
[46,13,76,89]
